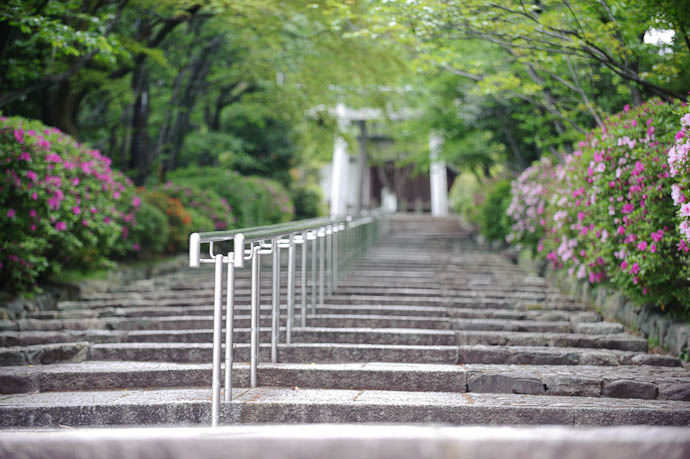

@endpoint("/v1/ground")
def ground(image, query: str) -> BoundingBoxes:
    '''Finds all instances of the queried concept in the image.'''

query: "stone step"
[0,342,90,366]
[446,308,600,323]
[451,319,571,333]
[1,424,688,459]
[89,342,459,364]
[456,330,647,352]
[2,361,688,401]
[458,345,679,367]
[29,304,452,320]
[3,314,452,333]
[1,387,689,428]
[1,326,457,347]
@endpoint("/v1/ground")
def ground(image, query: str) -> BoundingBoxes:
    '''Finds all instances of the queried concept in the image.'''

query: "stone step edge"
[1,424,688,459]
[1,361,688,401]
[1,387,690,428]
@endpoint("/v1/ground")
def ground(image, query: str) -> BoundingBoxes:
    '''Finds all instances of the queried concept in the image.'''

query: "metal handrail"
[188,209,387,427]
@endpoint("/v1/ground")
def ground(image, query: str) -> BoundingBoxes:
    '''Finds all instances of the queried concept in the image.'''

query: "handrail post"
[300,232,307,327]
[250,245,261,388]
[311,230,317,314]
[271,237,280,363]
[224,254,235,403]
[211,254,223,427]
[286,233,295,344]
[333,225,339,290]
[326,224,333,296]
[319,228,325,307]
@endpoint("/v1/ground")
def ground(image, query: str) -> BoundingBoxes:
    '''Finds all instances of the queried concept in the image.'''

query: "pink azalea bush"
[506,156,556,253]
[668,111,690,244]
[507,99,690,312]
[0,116,145,292]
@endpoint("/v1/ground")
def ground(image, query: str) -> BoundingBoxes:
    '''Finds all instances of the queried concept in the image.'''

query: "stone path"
[1,215,689,427]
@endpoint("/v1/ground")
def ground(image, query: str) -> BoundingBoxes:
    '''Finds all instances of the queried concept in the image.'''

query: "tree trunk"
[44,80,80,136]
[129,64,151,185]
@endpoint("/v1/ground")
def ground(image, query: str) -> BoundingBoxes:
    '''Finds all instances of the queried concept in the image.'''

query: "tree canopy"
[1,0,688,183]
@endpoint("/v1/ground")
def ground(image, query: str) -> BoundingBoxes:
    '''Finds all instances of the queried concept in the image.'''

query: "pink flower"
[133,243,140,252]
[637,241,647,251]
[622,203,634,214]
[649,243,656,253]
[630,262,640,275]
[14,129,24,143]
[72,206,81,215]
[680,203,690,217]
[19,152,31,161]
[55,221,67,231]
[132,196,142,208]
[30,224,36,231]
[26,170,37,182]
[31,192,38,200]
[7,209,15,218]
[621,260,628,270]
[46,153,62,163]
[29,209,37,218]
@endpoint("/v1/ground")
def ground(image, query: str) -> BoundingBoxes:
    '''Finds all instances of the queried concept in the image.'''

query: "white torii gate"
[325,104,449,217]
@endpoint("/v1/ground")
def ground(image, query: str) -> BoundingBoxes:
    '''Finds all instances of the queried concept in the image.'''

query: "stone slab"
[1,387,690,428]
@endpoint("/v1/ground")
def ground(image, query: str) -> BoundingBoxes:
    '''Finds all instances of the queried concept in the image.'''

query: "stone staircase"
[1,215,689,428]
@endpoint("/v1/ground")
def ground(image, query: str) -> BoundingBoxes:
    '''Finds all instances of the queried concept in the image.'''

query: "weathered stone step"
[30,304,452,320]
[2,387,689,428]
[3,314,451,333]
[456,330,647,352]
[89,342,459,364]
[1,326,457,347]
[452,319,571,333]
[1,424,688,459]
[0,342,90,366]
[446,308,600,323]
[458,345,679,367]
[2,361,688,401]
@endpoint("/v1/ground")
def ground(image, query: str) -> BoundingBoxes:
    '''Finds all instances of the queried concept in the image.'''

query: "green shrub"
[291,184,325,220]
[243,176,295,224]
[0,115,140,292]
[168,167,294,227]
[477,178,513,243]
[139,189,193,253]
[125,201,170,258]
[168,167,254,226]
[157,181,234,231]
[450,171,484,225]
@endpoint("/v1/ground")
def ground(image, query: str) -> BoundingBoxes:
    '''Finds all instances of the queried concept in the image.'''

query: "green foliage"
[156,181,235,231]
[291,184,325,220]
[477,179,513,244]
[0,115,138,292]
[450,172,513,243]
[139,189,192,254]
[125,201,169,258]
[168,167,294,228]
[243,176,295,224]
